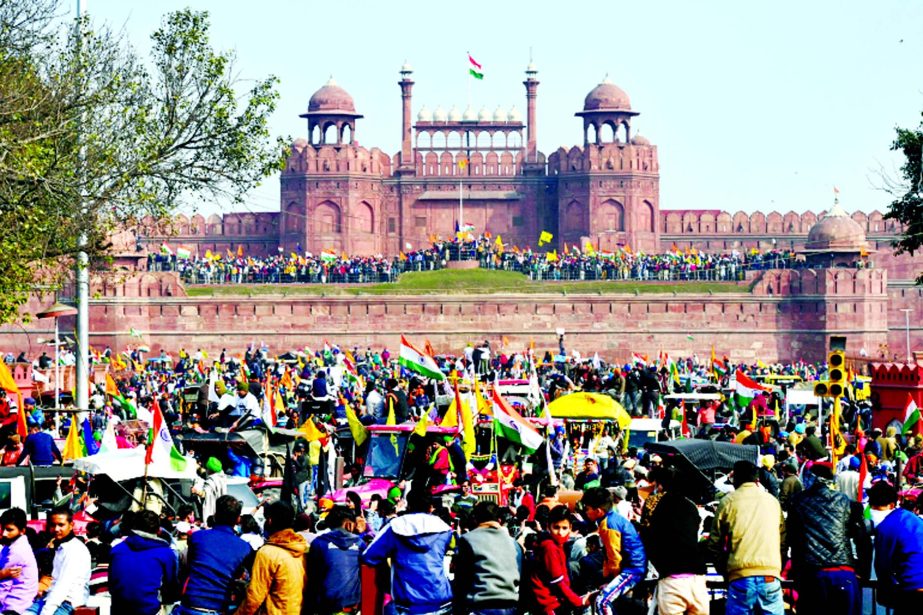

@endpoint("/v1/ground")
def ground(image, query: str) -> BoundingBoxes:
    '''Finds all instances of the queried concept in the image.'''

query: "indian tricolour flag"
[491,388,544,454]
[468,52,483,80]
[399,335,445,381]
[145,400,192,473]
[320,249,337,264]
[733,369,770,407]
[902,396,921,435]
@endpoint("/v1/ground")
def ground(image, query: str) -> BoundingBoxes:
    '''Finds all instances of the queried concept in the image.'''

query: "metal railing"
[146,250,856,287]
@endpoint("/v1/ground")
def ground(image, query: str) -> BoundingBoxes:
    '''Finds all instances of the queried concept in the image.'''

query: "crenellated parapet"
[661,208,898,236]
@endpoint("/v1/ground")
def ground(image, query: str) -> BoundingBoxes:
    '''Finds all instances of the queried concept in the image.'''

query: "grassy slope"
[185,269,749,297]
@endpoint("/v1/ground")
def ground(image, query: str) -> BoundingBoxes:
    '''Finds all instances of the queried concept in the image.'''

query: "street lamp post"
[900,308,913,362]
[36,302,78,410]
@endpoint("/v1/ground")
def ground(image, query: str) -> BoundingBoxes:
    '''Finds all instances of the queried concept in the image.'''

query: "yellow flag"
[538,231,553,246]
[756,359,768,369]
[546,250,558,262]
[387,397,399,453]
[63,416,82,460]
[345,405,368,446]
[413,413,431,437]
[584,241,595,256]
[298,417,325,442]
[442,397,459,428]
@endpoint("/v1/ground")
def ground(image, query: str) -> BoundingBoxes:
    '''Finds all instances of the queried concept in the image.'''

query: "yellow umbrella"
[547,392,631,429]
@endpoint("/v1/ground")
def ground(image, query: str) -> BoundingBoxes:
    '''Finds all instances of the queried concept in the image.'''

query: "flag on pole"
[901,395,921,435]
[0,361,26,439]
[82,418,99,456]
[468,52,484,79]
[63,417,85,460]
[399,335,446,381]
[491,388,543,453]
[345,405,369,446]
[145,400,192,473]
[733,369,771,408]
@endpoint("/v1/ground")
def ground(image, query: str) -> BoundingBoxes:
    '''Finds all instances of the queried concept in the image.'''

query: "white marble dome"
[433,106,447,122]
[508,106,521,122]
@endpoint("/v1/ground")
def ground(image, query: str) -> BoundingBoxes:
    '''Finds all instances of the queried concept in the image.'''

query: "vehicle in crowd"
[330,423,460,506]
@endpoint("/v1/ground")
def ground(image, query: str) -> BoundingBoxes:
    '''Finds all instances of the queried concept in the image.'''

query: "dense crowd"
[0,340,919,615]
[149,236,817,286]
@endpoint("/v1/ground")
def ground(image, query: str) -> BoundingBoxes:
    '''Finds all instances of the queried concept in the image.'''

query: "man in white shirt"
[26,507,90,615]
[215,382,260,429]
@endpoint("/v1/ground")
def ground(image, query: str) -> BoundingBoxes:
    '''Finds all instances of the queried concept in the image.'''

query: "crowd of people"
[0,340,920,614]
[149,235,814,286]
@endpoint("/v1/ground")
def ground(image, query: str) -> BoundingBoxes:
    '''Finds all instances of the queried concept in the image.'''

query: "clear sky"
[81,0,923,218]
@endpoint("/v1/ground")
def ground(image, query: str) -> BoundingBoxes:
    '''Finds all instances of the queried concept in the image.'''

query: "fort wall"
[2,269,904,365]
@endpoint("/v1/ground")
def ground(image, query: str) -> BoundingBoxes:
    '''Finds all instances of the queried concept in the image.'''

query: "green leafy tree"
[885,119,923,284]
[0,0,286,323]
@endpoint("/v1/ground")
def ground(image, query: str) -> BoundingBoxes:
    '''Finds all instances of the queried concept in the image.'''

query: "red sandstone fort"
[1,66,921,363]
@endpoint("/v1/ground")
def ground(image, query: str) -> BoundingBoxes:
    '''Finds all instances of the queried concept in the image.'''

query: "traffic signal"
[814,381,830,398]
[827,350,846,397]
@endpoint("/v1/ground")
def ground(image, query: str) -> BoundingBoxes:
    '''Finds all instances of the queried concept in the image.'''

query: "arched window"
[586,124,597,144]
[600,199,625,231]
[599,122,615,143]
[341,124,352,143]
[323,123,337,145]
[563,200,583,233]
[315,201,342,234]
[357,201,374,234]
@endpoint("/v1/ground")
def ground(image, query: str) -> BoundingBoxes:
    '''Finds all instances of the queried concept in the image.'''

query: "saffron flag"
[63,417,85,460]
[901,395,921,435]
[0,361,26,439]
[468,52,484,79]
[399,335,445,381]
[491,388,543,453]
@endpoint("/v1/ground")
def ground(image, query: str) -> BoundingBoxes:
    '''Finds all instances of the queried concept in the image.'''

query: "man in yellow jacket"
[236,500,307,615]
[708,460,786,615]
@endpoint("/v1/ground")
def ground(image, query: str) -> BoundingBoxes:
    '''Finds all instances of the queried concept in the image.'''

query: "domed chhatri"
[583,77,632,112]
[800,196,872,269]
[307,77,358,114]
[805,201,868,252]
[301,77,363,146]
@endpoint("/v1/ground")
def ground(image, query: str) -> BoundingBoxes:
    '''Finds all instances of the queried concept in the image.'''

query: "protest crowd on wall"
[147,234,825,286]
[0,333,920,615]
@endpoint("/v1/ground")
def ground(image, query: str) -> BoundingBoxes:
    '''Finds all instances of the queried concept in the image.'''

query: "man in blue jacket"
[582,486,648,615]
[16,424,61,466]
[362,489,453,615]
[307,505,362,614]
[176,495,252,615]
[872,482,923,614]
[109,510,178,615]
